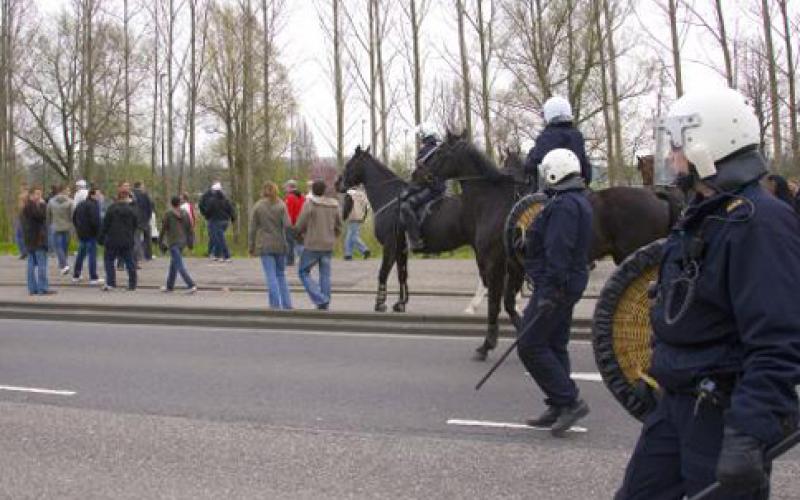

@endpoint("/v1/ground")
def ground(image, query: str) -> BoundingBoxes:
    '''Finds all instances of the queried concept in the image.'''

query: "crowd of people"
[12,175,372,310]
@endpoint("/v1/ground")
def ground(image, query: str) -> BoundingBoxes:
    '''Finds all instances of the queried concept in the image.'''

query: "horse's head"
[414,129,469,183]
[340,145,373,192]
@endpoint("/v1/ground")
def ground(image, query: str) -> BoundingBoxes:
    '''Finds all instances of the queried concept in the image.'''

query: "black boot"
[526,406,562,428]
[551,399,590,437]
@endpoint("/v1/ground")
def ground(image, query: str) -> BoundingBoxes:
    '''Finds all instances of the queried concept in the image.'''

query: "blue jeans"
[14,219,26,256]
[209,220,230,259]
[54,230,70,268]
[166,246,195,290]
[285,230,300,265]
[206,221,216,257]
[299,250,332,306]
[73,238,99,280]
[104,246,137,289]
[260,253,292,309]
[517,293,581,408]
[344,221,368,258]
[26,250,48,294]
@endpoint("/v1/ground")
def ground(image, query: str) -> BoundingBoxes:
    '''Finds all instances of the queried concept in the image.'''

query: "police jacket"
[524,187,593,301]
[650,180,800,446]
[415,139,446,195]
[524,122,592,191]
[72,198,101,240]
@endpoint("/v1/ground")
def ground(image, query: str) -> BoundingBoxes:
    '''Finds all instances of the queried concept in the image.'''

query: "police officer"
[400,122,446,251]
[524,96,592,192]
[519,148,592,437]
[615,87,800,499]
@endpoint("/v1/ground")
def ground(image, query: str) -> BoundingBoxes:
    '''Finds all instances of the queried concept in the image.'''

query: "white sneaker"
[89,279,104,286]
[185,286,198,295]
[61,266,70,275]
[71,277,80,284]
[223,259,233,263]
[101,284,115,292]
[160,286,172,293]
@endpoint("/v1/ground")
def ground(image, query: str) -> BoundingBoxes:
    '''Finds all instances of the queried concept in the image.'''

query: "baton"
[475,309,544,391]
[688,428,800,500]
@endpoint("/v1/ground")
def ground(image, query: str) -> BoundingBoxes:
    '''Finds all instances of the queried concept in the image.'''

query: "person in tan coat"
[249,181,293,309]
[295,179,342,310]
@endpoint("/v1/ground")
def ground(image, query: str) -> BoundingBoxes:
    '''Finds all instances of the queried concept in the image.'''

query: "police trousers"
[615,391,770,500]
[517,294,580,408]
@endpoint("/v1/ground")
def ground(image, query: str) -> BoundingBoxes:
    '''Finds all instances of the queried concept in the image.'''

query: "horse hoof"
[375,303,387,313]
[392,303,406,313]
[472,349,488,362]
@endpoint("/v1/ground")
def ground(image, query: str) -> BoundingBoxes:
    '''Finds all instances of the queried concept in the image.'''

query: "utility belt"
[666,373,738,416]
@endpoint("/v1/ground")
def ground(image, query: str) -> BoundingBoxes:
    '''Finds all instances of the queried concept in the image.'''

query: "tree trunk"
[761,0,782,165]
[151,3,159,179]
[375,0,388,164]
[410,0,422,143]
[124,0,131,179]
[455,0,472,140]
[714,0,733,87]
[368,0,377,150]
[604,0,623,186]
[84,0,95,182]
[189,0,197,191]
[476,0,492,158]
[668,0,683,97]
[594,0,614,186]
[778,0,797,162]
[167,0,175,194]
[262,0,271,169]
[333,0,344,168]
[242,0,254,239]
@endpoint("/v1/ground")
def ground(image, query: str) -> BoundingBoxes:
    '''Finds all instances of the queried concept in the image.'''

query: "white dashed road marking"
[0,384,76,396]
[447,418,588,433]
[570,372,603,382]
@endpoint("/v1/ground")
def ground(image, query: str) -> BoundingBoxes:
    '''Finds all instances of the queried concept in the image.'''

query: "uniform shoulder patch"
[726,198,745,213]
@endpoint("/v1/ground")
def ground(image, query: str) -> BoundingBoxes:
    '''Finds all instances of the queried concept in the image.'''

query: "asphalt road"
[1,319,798,499]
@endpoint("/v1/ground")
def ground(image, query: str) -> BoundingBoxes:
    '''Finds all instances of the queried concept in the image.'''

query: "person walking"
[198,181,219,258]
[21,187,54,295]
[46,184,74,275]
[132,181,154,263]
[99,189,139,291]
[518,149,593,437]
[204,182,236,262]
[615,88,800,500]
[249,181,293,309]
[71,188,103,285]
[158,196,197,294]
[295,179,342,310]
[342,187,371,260]
[283,180,305,266]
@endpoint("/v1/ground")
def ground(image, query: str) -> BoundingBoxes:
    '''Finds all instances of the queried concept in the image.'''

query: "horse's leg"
[473,262,503,362]
[392,244,409,312]
[503,262,524,332]
[375,245,395,313]
[464,276,486,314]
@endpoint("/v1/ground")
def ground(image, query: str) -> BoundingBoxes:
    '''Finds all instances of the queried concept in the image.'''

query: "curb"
[0,300,594,340]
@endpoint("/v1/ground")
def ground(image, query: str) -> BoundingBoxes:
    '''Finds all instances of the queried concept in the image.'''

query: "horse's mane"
[456,140,506,181]
[358,149,400,179]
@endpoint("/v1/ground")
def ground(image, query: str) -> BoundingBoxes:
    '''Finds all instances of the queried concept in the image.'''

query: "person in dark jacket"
[616,88,800,500]
[204,183,236,262]
[159,196,197,293]
[518,148,592,437]
[198,181,219,258]
[132,181,154,262]
[20,187,54,295]
[399,122,446,251]
[524,96,592,192]
[71,188,103,285]
[99,189,139,291]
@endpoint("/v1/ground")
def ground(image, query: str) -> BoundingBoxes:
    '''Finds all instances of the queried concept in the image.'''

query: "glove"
[716,426,767,494]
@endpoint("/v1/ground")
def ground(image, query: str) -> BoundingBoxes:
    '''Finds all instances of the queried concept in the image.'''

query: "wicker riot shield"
[503,193,549,261]
[592,239,666,421]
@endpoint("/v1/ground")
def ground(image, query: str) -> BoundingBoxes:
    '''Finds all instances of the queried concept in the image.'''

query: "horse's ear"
[355,145,362,154]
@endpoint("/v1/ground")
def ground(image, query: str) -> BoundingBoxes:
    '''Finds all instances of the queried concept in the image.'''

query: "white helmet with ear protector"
[657,87,760,179]
[541,148,581,185]
[543,96,573,124]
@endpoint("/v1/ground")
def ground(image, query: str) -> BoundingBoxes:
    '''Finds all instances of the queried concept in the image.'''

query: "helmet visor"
[655,113,702,149]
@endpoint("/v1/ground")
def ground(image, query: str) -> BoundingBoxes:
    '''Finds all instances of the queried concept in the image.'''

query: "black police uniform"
[518,183,593,411]
[400,137,445,248]
[524,122,592,192]
[616,151,800,499]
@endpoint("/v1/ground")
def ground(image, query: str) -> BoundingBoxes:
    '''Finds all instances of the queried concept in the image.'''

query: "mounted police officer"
[616,87,800,499]
[524,96,592,192]
[400,122,446,251]
[519,148,592,437]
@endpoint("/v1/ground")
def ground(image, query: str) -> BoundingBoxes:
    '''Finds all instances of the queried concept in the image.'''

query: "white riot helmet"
[543,96,573,124]
[541,149,581,185]
[657,87,760,179]
[416,122,440,142]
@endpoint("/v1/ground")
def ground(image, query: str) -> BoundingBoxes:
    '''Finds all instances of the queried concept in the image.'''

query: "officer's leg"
[550,299,577,377]
[517,299,576,407]
[615,396,683,500]
[400,199,423,249]
[677,395,770,500]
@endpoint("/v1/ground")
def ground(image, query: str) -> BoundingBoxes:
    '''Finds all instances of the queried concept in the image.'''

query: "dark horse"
[337,146,522,358]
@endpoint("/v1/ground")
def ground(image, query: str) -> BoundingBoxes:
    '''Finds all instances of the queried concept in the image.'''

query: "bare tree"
[471,0,495,158]
[760,0,782,164]
[777,0,797,161]
[455,0,472,140]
